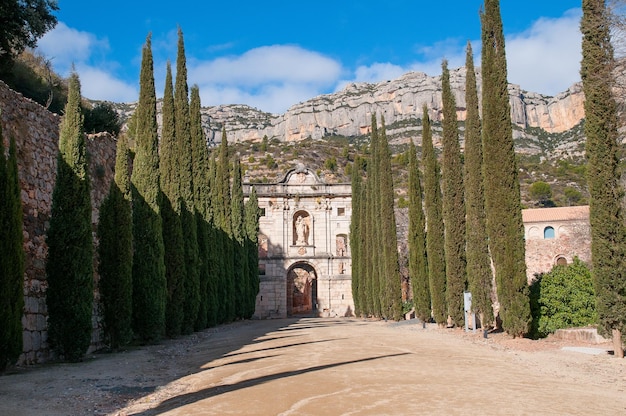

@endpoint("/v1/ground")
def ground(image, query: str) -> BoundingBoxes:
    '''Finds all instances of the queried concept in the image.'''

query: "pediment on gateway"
[279,163,324,185]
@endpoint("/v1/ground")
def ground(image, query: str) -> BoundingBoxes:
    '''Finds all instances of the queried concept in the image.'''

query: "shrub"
[530,258,597,338]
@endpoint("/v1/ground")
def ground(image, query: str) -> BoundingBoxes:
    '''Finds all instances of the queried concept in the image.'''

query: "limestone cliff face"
[200,67,585,144]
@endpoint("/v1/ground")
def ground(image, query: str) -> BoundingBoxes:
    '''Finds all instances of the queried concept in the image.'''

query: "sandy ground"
[1,318,625,416]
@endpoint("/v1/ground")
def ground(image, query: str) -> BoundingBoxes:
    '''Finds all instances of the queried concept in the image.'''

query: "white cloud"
[506,8,582,95]
[36,23,137,102]
[189,45,342,113]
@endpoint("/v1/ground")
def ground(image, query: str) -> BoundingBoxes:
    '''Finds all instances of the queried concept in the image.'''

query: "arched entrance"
[287,262,318,316]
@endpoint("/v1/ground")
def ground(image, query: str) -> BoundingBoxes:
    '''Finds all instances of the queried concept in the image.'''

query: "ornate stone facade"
[244,165,354,318]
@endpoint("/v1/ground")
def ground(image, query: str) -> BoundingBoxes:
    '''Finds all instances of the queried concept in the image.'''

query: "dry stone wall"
[0,81,116,364]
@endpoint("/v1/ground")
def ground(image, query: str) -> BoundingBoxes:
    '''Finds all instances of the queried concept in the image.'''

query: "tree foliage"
[463,42,494,328]
[0,0,58,68]
[421,105,447,325]
[440,60,467,327]
[481,0,530,336]
[45,72,94,361]
[0,129,25,370]
[130,34,166,343]
[581,0,626,353]
[98,133,133,348]
[530,258,597,338]
[407,141,430,322]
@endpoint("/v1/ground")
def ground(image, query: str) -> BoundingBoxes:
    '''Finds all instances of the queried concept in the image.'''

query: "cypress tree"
[174,27,200,334]
[422,105,447,326]
[350,162,364,316]
[159,61,186,337]
[441,60,467,327]
[366,115,382,317]
[581,0,626,357]
[190,84,211,329]
[0,131,25,370]
[131,34,166,343]
[407,141,430,323]
[45,72,94,361]
[231,157,247,319]
[377,117,402,320]
[215,128,234,322]
[481,0,530,337]
[206,153,221,325]
[463,42,494,329]
[98,133,134,348]
[244,187,261,319]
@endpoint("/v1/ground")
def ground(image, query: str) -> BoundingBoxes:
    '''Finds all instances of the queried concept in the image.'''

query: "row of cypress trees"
[44,29,261,360]
[354,0,531,335]
[0,121,25,370]
[351,115,402,320]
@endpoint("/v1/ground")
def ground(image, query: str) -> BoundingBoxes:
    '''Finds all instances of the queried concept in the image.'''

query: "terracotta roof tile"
[522,205,589,223]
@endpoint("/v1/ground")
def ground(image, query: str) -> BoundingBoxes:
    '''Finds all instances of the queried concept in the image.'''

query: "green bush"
[530,258,597,338]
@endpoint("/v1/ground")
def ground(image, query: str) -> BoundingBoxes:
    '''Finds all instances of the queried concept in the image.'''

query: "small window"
[543,226,555,239]
[556,257,568,266]
[337,207,345,216]
[258,264,266,276]
[259,208,266,216]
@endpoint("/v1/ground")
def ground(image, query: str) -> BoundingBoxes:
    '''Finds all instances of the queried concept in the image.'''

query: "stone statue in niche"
[336,235,346,256]
[295,215,309,245]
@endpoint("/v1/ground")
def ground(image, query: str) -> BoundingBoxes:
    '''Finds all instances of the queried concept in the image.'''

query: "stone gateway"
[244,165,354,318]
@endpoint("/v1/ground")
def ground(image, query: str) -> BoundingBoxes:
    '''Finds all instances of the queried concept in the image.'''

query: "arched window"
[556,257,567,266]
[544,226,555,239]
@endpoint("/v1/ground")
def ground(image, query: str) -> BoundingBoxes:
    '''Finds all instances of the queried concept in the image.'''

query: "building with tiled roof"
[522,205,591,282]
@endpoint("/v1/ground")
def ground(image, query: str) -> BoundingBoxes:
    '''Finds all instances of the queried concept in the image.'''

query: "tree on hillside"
[0,0,58,69]
[174,27,200,334]
[463,41,495,329]
[481,0,530,337]
[130,34,166,343]
[441,60,467,327]
[45,72,93,361]
[0,129,25,370]
[98,132,133,349]
[422,105,447,326]
[159,61,186,338]
[407,141,430,323]
[581,0,626,358]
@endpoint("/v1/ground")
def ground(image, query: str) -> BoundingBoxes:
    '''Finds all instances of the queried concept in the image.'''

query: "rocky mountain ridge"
[112,66,586,159]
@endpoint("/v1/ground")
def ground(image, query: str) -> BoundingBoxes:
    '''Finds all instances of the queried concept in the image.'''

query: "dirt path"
[1,318,626,415]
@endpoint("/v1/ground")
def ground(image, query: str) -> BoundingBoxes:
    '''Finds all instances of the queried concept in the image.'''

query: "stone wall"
[0,81,116,364]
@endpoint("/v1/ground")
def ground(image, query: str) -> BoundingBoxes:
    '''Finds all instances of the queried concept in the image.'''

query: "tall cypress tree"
[131,34,166,343]
[215,127,234,322]
[190,84,212,329]
[45,72,94,361]
[463,42,494,329]
[481,0,530,337]
[377,117,402,320]
[581,0,626,357]
[206,153,221,325]
[350,162,364,316]
[407,141,430,323]
[231,158,247,319]
[174,27,200,334]
[244,187,261,319]
[422,105,447,326]
[367,115,382,317]
[441,60,467,327]
[0,131,25,370]
[159,61,186,338]
[98,133,134,348]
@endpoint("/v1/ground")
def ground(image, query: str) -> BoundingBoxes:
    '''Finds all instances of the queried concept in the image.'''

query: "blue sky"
[37,1,582,114]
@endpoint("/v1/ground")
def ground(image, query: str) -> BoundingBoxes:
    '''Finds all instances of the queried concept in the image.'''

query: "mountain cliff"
[198,67,585,149]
